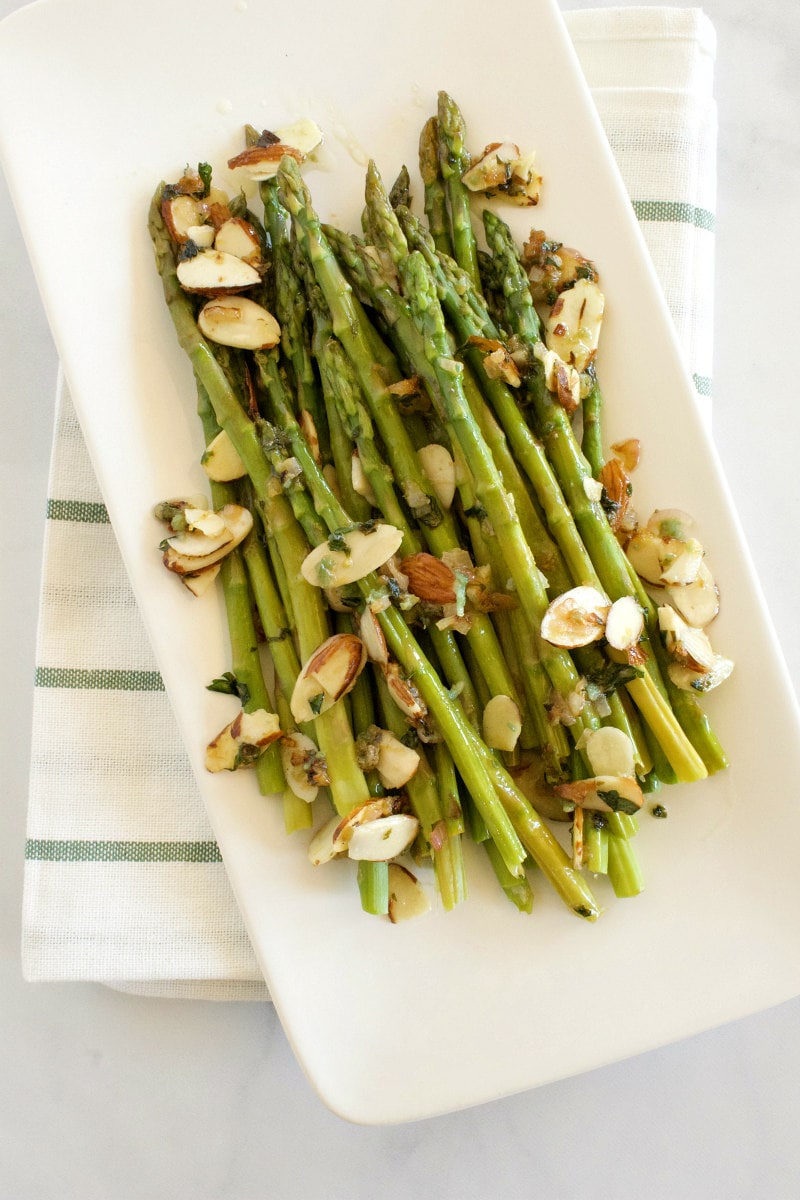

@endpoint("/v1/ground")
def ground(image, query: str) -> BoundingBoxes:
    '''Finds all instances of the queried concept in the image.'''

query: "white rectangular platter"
[2,0,799,1124]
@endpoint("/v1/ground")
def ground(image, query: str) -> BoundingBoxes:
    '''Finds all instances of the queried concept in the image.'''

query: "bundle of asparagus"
[148,92,730,923]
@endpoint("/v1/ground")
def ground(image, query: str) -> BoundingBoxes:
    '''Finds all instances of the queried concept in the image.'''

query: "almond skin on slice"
[161,193,206,243]
[300,524,404,588]
[198,295,280,350]
[388,863,430,923]
[553,774,644,815]
[347,813,420,861]
[180,562,221,597]
[205,708,281,772]
[290,633,367,724]
[400,552,457,605]
[176,249,261,296]
[540,585,610,648]
[308,797,394,865]
[162,504,253,576]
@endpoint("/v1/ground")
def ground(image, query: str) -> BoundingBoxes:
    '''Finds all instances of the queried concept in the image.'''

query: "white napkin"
[22,6,718,1001]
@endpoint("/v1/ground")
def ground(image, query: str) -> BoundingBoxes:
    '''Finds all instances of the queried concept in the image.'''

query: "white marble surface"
[1,0,798,1194]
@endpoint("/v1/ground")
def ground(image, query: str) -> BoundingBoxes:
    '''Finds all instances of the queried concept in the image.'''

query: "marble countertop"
[1,0,798,1195]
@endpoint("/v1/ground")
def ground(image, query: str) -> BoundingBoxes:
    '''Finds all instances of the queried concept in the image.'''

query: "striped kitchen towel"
[22,7,718,999]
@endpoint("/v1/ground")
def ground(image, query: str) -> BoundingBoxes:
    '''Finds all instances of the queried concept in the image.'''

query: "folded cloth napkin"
[22,6,718,1001]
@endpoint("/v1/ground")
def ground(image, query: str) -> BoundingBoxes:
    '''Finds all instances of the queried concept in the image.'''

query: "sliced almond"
[540,585,610,648]
[388,863,431,923]
[280,731,325,803]
[198,295,281,350]
[213,217,263,265]
[357,606,389,666]
[176,249,261,296]
[668,655,734,693]
[290,633,366,724]
[605,596,644,652]
[201,429,247,482]
[545,278,605,372]
[228,118,323,181]
[482,694,523,752]
[376,732,421,790]
[462,142,541,205]
[417,443,456,511]
[382,662,429,726]
[351,451,377,505]
[186,223,215,249]
[646,509,697,541]
[658,605,716,672]
[180,562,221,597]
[627,528,704,587]
[663,562,720,628]
[301,524,404,589]
[164,522,233,561]
[347,813,420,861]
[162,504,253,576]
[553,774,644,815]
[205,708,281,772]
[400,552,457,605]
[162,193,206,243]
[307,799,393,866]
[578,726,636,778]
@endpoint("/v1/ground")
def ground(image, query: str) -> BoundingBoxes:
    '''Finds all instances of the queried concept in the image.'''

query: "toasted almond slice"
[553,774,644,815]
[201,429,247,482]
[627,529,704,587]
[382,662,428,725]
[198,295,280,350]
[205,708,281,772]
[376,732,421,790]
[176,249,261,296]
[228,118,323,180]
[308,797,396,866]
[482,694,523,752]
[417,443,456,511]
[162,504,253,575]
[214,217,263,265]
[388,863,431,923]
[307,813,345,866]
[180,562,221,597]
[646,509,697,541]
[462,141,521,191]
[280,731,323,803]
[358,607,389,666]
[301,524,404,588]
[668,655,734,693]
[186,223,216,249]
[658,605,716,672]
[161,193,206,243]
[579,726,636,778]
[165,521,233,560]
[540,585,610,648]
[605,596,644,652]
[351,451,377,505]
[663,562,719,628]
[290,633,366,723]
[545,278,605,372]
[347,813,420,861]
[182,506,228,538]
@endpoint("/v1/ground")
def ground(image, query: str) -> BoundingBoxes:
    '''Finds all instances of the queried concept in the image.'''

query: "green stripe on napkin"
[26,839,223,863]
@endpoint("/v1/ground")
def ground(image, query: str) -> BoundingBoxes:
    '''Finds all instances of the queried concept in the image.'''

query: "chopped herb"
[309,693,326,716]
[597,789,641,816]
[651,803,669,819]
[207,672,251,706]
[197,161,213,197]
